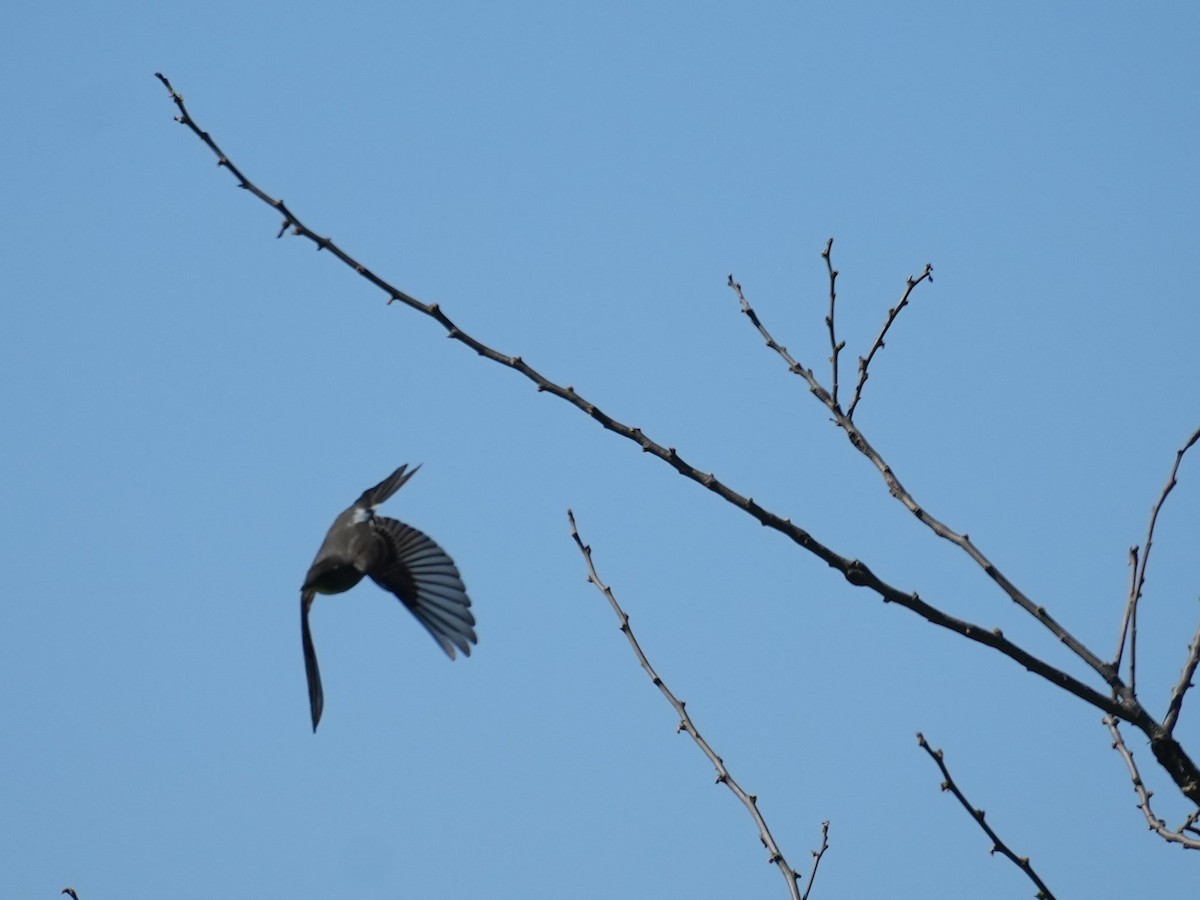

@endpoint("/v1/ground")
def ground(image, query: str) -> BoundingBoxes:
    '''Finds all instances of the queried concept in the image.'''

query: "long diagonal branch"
[156,74,1200,804]
[568,511,811,900]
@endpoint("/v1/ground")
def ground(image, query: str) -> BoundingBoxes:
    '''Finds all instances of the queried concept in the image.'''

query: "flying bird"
[300,464,476,731]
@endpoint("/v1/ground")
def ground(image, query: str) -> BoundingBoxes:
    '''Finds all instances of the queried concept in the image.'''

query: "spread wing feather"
[368,517,477,659]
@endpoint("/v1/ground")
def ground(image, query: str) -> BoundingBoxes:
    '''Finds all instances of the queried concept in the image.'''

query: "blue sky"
[4,2,1199,898]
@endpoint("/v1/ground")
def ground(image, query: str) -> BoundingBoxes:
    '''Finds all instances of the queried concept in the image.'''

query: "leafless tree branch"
[1116,427,1200,690]
[156,73,1200,808]
[731,261,1200,809]
[1104,717,1200,849]
[728,266,1117,687]
[568,510,809,900]
[1164,618,1200,736]
[917,733,1057,898]
[801,821,830,900]
[820,239,845,409]
[846,254,933,420]
[1114,548,1139,693]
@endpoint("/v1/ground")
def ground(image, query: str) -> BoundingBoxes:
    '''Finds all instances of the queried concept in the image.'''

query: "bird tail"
[301,589,324,732]
[354,464,421,510]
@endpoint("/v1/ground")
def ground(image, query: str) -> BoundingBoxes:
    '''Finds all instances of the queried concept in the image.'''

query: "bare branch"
[845,262,933,420]
[158,75,1200,804]
[729,274,836,414]
[1118,426,1200,688]
[1113,548,1139,687]
[1163,618,1200,736]
[820,239,845,410]
[568,510,806,900]
[1132,592,1141,699]
[1132,426,1200,613]
[728,267,1119,692]
[801,821,830,900]
[1182,808,1200,837]
[1104,717,1200,849]
[917,733,1057,898]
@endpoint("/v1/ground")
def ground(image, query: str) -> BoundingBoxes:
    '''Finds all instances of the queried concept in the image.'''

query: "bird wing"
[301,588,325,732]
[367,517,477,659]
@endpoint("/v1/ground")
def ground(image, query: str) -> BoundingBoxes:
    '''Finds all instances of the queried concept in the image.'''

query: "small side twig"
[1163,617,1200,737]
[845,262,933,420]
[1114,426,1200,689]
[917,733,1056,899]
[821,239,845,410]
[1104,716,1200,849]
[1182,808,1200,837]
[801,821,830,900]
[1113,547,1140,693]
[568,510,810,900]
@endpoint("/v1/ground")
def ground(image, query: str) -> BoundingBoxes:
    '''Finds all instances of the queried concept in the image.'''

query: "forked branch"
[846,258,933,420]
[729,266,1117,690]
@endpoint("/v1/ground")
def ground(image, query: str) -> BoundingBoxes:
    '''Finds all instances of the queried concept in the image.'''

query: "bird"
[62,890,80,900]
[300,464,476,731]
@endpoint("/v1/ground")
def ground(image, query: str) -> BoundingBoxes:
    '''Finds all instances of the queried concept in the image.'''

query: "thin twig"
[1131,426,1200,617]
[568,510,807,900]
[1104,716,1200,849]
[1163,618,1200,736]
[1182,808,1200,836]
[845,263,933,420]
[733,262,1200,806]
[916,733,1057,898]
[820,239,845,410]
[1132,592,1140,698]
[728,270,1119,691]
[801,821,830,900]
[157,75,1200,804]
[1113,548,1139,688]
[1116,427,1200,688]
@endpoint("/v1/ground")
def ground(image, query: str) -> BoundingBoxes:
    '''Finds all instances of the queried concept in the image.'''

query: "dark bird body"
[301,465,475,731]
